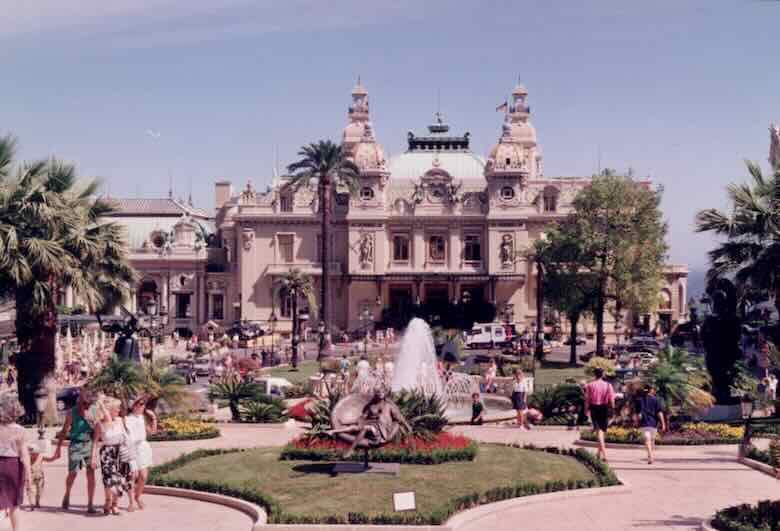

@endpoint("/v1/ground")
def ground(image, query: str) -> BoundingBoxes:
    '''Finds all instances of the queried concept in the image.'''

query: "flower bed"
[712,499,780,531]
[148,444,619,525]
[280,432,478,464]
[148,416,221,442]
[580,423,743,445]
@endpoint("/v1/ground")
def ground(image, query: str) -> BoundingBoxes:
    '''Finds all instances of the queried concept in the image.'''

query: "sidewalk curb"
[444,481,632,530]
[738,455,779,479]
[145,485,266,530]
[573,439,737,450]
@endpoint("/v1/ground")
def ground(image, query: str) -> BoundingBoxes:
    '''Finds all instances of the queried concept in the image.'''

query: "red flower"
[292,432,473,451]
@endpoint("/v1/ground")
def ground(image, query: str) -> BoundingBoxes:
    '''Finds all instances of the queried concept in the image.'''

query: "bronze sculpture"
[327,390,411,459]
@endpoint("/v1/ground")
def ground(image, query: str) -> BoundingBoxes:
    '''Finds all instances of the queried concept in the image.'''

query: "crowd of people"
[0,389,156,530]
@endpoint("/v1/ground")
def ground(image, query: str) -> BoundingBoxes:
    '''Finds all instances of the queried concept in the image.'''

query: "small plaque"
[393,491,416,512]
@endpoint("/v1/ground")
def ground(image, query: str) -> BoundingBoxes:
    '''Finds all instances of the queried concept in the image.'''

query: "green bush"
[712,500,780,531]
[239,398,287,423]
[279,443,478,465]
[394,390,448,437]
[529,384,584,420]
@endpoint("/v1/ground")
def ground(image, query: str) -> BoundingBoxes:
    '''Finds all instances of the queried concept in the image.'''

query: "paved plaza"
[11,423,777,531]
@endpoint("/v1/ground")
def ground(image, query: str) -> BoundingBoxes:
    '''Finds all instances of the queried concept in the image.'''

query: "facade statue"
[358,233,374,265]
[499,234,514,265]
[327,390,411,459]
[770,124,780,169]
[700,278,742,403]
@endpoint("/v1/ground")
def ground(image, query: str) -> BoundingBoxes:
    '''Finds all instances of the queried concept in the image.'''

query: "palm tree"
[644,346,714,416]
[286,141,359,359]
[87,356,146,405]
[272,268,318,369]
[142,360,196,412]
[0,135,135,418]
[695,160,780,317]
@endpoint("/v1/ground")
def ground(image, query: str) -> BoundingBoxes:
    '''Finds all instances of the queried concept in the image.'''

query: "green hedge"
[148,427,221,442]
[746,446,775,466]
[712,500,780,531]
[279,443,478,465]
[148,444,620,525]
[580,430,740,446]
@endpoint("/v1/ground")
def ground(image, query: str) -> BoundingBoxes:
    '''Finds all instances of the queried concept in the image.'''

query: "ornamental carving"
[240,181,256,203]
[358,233,374,267]
[242,229,254,251]
[500,234,514,267]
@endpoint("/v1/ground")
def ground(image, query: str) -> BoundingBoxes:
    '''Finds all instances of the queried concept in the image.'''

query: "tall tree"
[286,140,359,360]
[0,135,135,418]
[271,268,318,369]
[558,171,668,355]
[534,233,598,365]
[695,160,780,318]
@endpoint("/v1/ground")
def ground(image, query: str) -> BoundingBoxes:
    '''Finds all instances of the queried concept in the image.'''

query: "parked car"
[671,322,699,347]
[172,361,197,385]
[629,338,664,351]
[253,376,293,398]
[563,336,587,346]
[193,359,211,377]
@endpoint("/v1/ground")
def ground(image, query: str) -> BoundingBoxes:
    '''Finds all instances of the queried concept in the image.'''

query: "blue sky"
[1,1,779,278]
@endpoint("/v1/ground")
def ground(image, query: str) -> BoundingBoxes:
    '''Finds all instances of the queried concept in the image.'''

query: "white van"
[465,323,509,349]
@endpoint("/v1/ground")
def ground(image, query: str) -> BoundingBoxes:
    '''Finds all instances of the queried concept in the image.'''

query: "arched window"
[678,285,685,314]
[542,186,558,212]
[428,235,446,262]
[659,289,672,311]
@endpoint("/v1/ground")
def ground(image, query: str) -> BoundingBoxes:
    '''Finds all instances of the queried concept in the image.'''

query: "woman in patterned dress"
[0,394,31,531]
[91,397,136,515]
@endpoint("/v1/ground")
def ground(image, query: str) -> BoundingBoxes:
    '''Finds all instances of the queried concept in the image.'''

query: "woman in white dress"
[125,396,156,510]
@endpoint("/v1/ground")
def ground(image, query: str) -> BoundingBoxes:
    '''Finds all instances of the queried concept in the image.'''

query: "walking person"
[51,390,98,513]
[511,369,531,429]
[584,367,615,462]
[633,384,666,464]
[125,395,156,510]
[0,394,31,531]
[91,397,136,515]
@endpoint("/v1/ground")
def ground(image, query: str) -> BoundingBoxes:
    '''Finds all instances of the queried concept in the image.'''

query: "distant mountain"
[687,269,708,299]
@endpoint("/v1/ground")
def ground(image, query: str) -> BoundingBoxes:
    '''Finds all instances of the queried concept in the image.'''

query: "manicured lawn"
[535,363,587,389]
[268,360,320,384]
[158,445,596,518]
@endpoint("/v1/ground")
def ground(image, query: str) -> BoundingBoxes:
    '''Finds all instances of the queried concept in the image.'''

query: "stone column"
[161,276,170,315]
[413,224,425,269]
[449,228,460,270]
[65,286,74,308]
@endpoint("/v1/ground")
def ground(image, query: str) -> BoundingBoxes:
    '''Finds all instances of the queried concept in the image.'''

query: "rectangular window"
[428,235,446,262]
[176,294,191,319]
[280,294,293,318]
[463,235,481,262]
[278,234,294,263]
[280,194,293,212]
[393,235,410,262]
[211,294,224,320]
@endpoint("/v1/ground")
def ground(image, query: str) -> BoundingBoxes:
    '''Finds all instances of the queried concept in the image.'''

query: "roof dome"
[388,151,486,182]
[488,143,527,172]
[353,139,387,171]
[342,121,365,146]
[504,121,537,143]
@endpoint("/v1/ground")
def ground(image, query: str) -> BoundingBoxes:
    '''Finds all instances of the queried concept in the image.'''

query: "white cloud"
[0,0,424,47]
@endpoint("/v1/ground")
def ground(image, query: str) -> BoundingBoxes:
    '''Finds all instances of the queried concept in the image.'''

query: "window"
[500,186,515,200]
[428,235,446,262]
[280,294,293,318]
[360,186,374,200]
[176,294,191,319]
[543,187,558,212]
[393,235,410,262]
[211,294,224,320]
[278,234,294,263]
[463,235,481,262]
[280,193,293,212]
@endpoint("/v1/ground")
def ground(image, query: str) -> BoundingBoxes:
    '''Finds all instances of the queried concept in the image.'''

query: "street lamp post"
[739,394,755,458]
[268,311,278,364]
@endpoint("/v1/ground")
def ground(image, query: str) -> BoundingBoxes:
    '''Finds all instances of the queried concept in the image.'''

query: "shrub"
[149,415,220,441]
[394,389,448,438]
[239,398,287,423]
[283,382,310,399]
[529,384,584,420]
[712,500,780,531]
[585,357,616,378]
[208,377,266,421]
[580,423,743,445]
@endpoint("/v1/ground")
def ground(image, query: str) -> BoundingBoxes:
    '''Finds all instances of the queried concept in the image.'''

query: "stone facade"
[211,80,689,337]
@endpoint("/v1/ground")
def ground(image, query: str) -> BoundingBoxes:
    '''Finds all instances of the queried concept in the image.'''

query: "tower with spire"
[340,79,388,195]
